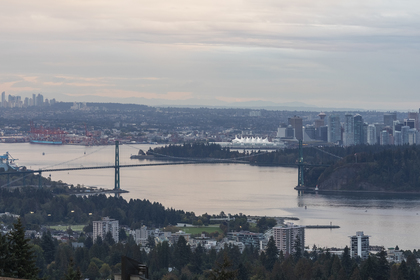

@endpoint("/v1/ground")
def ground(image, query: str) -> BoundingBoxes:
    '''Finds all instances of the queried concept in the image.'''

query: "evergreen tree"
[265,236,278,271]
[0,232,11,276]
[174,236,191,271]
[377,250,390,280]
[209,254,237,280]
[63,258,81,280]
[104,231,115,246]
[41,230,56,264]
[7,218,40,279]
[84,236,93,249]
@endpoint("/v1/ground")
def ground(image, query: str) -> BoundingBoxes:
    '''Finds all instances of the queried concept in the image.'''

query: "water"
[2,143,420,250]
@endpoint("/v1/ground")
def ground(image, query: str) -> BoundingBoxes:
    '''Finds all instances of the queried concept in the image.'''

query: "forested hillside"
[315,145,420,192]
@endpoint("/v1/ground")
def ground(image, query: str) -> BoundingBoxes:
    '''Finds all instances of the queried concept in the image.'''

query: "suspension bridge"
[0,140,341,192]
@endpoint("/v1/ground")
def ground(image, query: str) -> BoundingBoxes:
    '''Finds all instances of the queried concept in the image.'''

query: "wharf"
[306,225,340,229]
[72,189,129,197]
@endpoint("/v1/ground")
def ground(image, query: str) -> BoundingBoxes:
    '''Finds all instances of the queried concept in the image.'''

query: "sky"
[1,0,420,110]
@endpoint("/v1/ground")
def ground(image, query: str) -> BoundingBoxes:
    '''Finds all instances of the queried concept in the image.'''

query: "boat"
[30,140,63,145]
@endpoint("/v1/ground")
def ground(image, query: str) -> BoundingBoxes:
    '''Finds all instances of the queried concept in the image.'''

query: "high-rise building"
[314,112,326,128]
[273,223,305,255]
[367,124,376,145]
[303,125,316,141]
[316,126,328,142]
[408,129,417,145]
[374,123,385,145]
[404,118,416,130]
[93,217,119,243]
[408,112,419,130]
[354,114,364,145]
[343,113,354,146]
[36,94,44,106]
[135,225,149,246]
[289,116,303,141]
[285,125,295,139]
[394,131,402,146]
[384,113,397,128]
[1,91,5,107]
[349,231,370,260]
[380,130,389,145]
[401,126,410,144]
[328,115,341,144]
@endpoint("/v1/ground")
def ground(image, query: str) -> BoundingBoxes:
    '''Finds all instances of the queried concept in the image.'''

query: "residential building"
[349,231,370,260]
[227,231,264,247]
[343,113,354,146]
[135,225,149,246]
[353,114,364,145]
[367,124,376,145]
[93,217,119,243]
[328,115,341,144]
[272,223,305,255]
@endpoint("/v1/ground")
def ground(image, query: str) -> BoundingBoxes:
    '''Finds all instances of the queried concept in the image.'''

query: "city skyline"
[1,1,420,111]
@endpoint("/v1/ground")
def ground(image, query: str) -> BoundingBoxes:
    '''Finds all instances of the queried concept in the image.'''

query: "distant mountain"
[57,93,361,111]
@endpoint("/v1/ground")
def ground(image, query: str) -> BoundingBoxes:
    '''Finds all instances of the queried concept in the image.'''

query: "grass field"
[48,225,86,232]
[181,225,222,235]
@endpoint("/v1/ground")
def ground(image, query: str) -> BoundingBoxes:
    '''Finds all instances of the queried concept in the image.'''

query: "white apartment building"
[93,217,119,243]
[272,223,305,255]
[349,231,370,260]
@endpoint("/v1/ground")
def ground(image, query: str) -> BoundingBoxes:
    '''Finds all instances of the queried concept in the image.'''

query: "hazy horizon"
[2,0,420,111]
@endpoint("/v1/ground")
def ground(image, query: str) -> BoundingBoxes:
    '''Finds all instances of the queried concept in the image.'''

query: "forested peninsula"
[143,143,420,193]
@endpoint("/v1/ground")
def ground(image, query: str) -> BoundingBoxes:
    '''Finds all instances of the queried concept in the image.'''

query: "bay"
[1,143,420,250]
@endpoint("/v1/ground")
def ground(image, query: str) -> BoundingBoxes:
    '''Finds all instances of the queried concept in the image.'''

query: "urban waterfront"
[2,143,420,250]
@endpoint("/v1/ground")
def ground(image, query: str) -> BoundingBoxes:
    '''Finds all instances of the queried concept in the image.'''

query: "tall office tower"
[401,126,410,144]
[367,124,376,145]
[24,97,29,107]
[328,115,341,143]
[1,91,5,107]
[36,94,44,106]
[380,130,389,145]
[353,114,364,145]
[374,123,385,145]
[316,126,328,142]
[32,94,36,106]
[50,98,56,105]
[362,123,368,144]
[93,217,119,243]
[288,116,303,140]
[285,125,295,139]
[384,112,397,128]
[273,223,305,255]
[277,123,287,138]
[349,231,370,260]
[404,119,415,129]
[393,120,403,135]
[408,129,417,145]
[394,131,402,145]
[343,113,354,146]
[408,112,419,130]
[303,125,316,141]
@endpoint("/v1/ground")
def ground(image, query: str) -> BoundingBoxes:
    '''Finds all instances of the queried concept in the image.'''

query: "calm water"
[2,143,420,249]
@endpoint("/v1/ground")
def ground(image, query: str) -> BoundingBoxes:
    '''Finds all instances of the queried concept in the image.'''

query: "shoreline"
[295,186,420,196]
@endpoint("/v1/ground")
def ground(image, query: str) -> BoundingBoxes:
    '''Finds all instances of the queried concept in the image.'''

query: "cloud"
[1,0,420,51]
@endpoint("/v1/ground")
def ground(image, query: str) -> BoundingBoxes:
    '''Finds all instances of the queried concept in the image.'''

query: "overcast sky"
[1,0,420,110]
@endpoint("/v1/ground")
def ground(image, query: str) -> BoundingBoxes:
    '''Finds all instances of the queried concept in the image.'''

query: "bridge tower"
[115,141,120,190]
[297,139,304,187]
